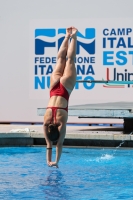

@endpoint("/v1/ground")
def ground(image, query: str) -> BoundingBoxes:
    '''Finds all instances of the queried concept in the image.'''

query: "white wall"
[0,0,133,122]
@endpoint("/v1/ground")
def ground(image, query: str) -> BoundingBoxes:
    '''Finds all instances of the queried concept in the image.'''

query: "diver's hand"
[47,161,59,168]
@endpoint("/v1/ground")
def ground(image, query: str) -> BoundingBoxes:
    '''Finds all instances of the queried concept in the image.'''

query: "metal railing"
[77,80,133,84]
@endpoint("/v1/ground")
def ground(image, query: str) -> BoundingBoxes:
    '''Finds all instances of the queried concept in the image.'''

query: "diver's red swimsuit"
[47,81,69,123]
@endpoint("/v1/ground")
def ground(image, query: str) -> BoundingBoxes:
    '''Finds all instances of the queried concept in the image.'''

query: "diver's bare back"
[45,96,68,125]
[44,78,70,125]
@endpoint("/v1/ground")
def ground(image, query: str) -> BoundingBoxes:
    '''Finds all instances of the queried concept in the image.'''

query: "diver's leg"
[52,27,71,76]
[50,28,72,88]
[61,27,78,91]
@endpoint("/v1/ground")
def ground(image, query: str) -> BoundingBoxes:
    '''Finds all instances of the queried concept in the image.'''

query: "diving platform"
[38,79,133,133]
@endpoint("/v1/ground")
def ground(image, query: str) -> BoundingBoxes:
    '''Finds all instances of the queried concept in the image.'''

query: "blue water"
[0,147,133,200]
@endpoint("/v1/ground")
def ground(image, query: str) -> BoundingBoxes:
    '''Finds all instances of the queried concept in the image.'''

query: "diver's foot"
[70,27,78,38]
[66,27,72,38]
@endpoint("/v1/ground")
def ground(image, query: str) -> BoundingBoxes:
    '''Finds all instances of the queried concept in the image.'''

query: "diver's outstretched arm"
[43,125,53,165]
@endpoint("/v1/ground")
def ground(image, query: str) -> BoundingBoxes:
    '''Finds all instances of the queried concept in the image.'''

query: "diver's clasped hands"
[47,161,59,168]
[66,26,78,38]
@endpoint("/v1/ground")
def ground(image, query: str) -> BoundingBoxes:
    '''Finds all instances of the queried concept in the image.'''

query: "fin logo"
[35,28,95,55]
[35,29,56,55]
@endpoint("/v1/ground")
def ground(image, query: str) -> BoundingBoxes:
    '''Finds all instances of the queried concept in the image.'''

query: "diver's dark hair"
[47,124,59,142]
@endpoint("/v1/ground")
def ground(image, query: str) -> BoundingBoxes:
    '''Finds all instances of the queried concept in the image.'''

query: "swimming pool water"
[0,147,133,200]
